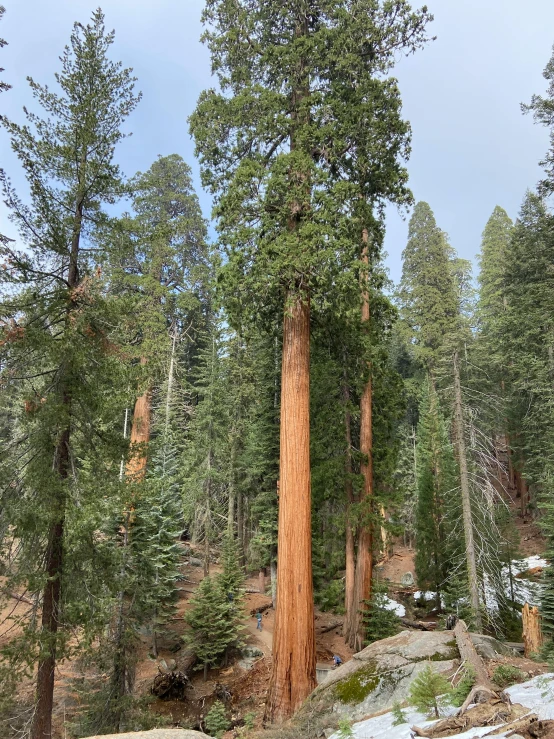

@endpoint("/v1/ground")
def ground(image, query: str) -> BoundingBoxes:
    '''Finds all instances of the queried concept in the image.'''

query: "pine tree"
[491,193,554,639]
[184,575,244,681]
[205,701,231,738]
[408,664,452,718]
[523,44,554,196]
[190,2,432,720]
[414,381,457,600]
[218,533,245,598]
[0,12,140,737]
[398,201,460,379]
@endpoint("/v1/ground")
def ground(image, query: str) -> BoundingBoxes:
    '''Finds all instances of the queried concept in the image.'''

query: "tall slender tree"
[0,12,140,737]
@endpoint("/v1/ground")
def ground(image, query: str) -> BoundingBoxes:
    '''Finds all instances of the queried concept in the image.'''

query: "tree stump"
[522,603,543,658]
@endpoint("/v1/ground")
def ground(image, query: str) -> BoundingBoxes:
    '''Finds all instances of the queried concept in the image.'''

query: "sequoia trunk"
[266,294,316,722]
[342,379,356,643]
[350,229,373,651]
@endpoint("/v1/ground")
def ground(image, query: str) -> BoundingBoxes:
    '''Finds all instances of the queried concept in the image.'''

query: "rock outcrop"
[298,629,514,726]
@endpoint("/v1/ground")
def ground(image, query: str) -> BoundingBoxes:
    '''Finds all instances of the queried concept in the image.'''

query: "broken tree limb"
[5,590,34,606]
[485,711,539,736]
[411,701,530,739]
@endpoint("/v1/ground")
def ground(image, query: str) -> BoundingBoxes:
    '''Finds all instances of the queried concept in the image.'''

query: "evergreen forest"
[1,3,554,739]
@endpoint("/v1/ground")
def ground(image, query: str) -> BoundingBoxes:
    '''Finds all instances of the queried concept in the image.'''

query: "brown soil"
[0,498,549,739]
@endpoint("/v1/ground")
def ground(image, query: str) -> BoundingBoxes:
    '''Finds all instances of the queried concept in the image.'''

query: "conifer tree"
[183,575,244,681]
[414,381,457,599]
[474,206,514,440]
[190,1,432,720]
[0,12,140,737]
[398,201,459,379]
[523,43,554,196]
[495,193,554,638]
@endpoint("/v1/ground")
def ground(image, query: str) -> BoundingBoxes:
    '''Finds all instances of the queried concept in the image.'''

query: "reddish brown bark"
[343,380,356,642]
[265,294,316,723]
[347,229,373,651]
[125,359,151,482]
[522,603,543,657]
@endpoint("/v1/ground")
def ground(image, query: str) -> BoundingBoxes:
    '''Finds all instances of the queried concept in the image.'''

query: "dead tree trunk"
[125,358,152,482]
[266,293,316,722]
[453,619,497,713]
[522,603,543,657]
[453,351,482,632]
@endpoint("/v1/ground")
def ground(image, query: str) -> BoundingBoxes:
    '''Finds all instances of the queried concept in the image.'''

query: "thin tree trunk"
[31,436,68,739]
[453,351,482,632]
[31,175,84,739]
[228,435,236,536]
[351,228,373,651]
[266,293,316,722]
[237,491,244,564]
[342,378,356,643]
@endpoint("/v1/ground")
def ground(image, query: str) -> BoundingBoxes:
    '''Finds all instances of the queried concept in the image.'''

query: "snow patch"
[329,674,554,739]
[506,673,554,720]
[382,596,406,617]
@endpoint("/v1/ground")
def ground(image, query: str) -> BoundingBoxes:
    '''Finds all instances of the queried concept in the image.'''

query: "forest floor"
[0,501,547,738]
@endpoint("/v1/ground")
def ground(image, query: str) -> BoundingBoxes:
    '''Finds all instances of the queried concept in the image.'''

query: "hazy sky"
[1,0,553,284]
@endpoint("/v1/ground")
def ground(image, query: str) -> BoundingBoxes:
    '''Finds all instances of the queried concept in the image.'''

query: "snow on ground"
[506,673,554,720]
[329,674,554,739]
[413,556,549,612]
[413,591,438,602]
[382,596,406,617]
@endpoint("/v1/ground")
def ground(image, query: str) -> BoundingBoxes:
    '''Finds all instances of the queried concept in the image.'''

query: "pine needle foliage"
[408,664,452,718]
[183,575,245,679]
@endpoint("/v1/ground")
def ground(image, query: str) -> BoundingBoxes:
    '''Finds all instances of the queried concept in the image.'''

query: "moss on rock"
[334,662,380,704]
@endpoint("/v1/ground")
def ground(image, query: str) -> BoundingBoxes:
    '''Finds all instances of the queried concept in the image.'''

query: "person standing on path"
[256,611,263,630]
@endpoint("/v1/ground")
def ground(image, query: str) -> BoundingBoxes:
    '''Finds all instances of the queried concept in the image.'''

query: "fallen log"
[177,647,197,674]
[486,712,539,736]
[453,619,500,714]
[401,618,436,631]
[317,621,343,634]
[249,602,272,616]
[411,700,529,738]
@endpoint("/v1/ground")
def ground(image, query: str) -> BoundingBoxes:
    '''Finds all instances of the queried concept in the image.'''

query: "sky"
[0,0,553,285]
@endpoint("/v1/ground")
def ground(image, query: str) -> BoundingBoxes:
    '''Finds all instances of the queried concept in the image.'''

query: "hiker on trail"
[256,611,263,630]
[332,654,342,668]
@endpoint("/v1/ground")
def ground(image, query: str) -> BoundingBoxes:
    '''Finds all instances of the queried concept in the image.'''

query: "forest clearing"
[1,1,554,738]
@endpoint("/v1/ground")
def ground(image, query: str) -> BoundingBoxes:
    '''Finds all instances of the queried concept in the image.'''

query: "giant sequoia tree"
[190,0,431,720]
[0,12,140,738]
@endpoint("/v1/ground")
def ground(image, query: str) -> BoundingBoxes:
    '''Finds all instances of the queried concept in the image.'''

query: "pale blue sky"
[0,0,552,284]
